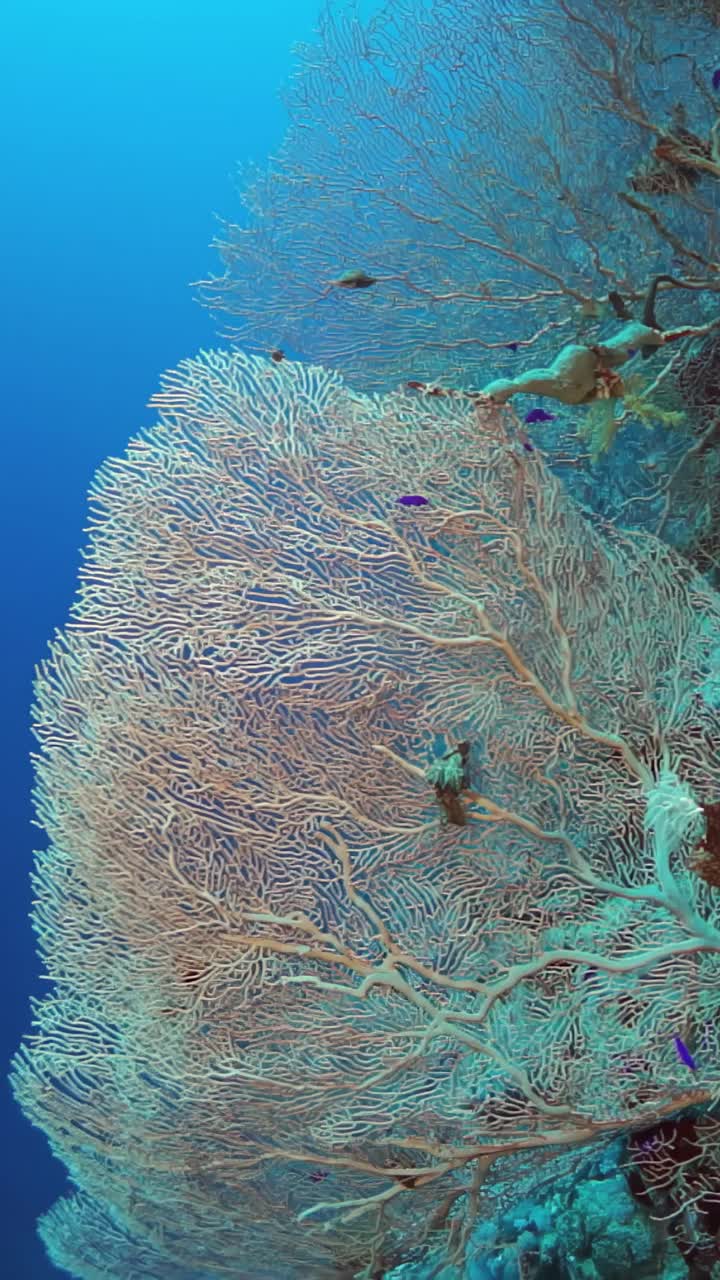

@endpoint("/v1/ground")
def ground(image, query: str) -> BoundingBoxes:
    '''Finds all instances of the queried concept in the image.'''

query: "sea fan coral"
[11,351,720,1278]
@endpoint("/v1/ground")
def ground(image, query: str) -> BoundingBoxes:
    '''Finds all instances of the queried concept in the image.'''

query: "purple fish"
[627,348,637,357]
[713,68,720,92]
[505,342,519,352]
[397,494,429,506]
[673,1036,697,1071]
[524,408,556,424]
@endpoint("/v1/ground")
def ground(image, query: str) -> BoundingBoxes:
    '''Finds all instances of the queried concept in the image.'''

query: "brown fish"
[328,269,377,289]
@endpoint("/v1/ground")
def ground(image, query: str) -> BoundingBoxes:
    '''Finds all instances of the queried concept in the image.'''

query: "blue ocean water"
[4,1,720,1277]
[1,3,319,1274]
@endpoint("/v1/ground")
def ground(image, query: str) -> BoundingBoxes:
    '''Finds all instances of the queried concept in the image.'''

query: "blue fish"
[713,68,720,92]
[524,408,556,424]
[505,342,519,352]
[673,1036,697,1071]
[397,494,429,507]
[627,348,637,357]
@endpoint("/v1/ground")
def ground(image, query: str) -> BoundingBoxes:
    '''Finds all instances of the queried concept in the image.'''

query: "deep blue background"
[1,2,320,1273]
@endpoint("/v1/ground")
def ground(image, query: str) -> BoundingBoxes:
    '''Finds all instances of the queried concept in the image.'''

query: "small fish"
[673,1036,697,1071]
[308,1169,329,1183]
[505,342,520,352]
[517,430,534,452]
[713,68,720,92]
[524,408,556,424]
[627,348,637,357]
[269,348,285,363]
[608,291,633,321]
[328,269,377,289]
[397,494,430,507]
